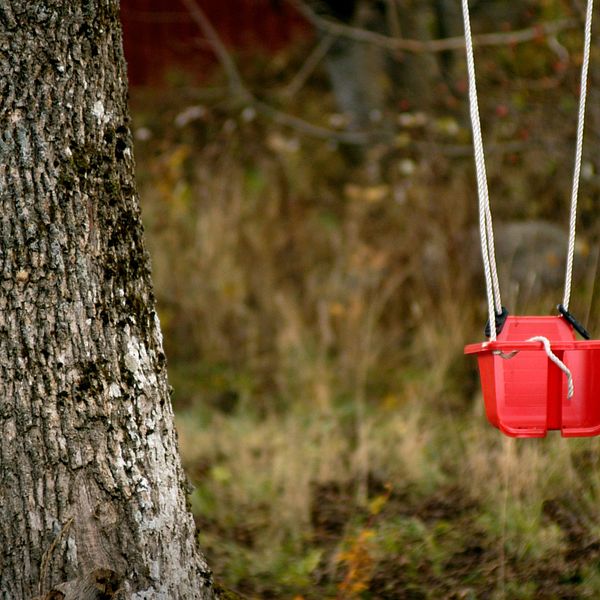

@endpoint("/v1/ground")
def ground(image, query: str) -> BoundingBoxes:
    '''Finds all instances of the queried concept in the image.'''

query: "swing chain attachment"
[557,304,591,340]
[484,305,509,339]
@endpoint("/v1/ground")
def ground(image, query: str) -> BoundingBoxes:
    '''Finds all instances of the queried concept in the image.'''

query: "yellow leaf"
[368,494,389,516]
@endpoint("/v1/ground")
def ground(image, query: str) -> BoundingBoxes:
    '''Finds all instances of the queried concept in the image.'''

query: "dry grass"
[132,45,600,595]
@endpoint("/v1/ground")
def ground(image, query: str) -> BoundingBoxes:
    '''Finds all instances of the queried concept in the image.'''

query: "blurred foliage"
[131,0,600,596]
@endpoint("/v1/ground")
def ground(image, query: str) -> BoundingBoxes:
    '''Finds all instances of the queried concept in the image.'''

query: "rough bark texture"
[0,2,213,598]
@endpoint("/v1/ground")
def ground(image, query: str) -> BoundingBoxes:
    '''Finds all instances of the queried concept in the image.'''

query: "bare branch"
[180,0,388,144]
[385,0,403,40]
[281,34,336,98]
[179,0,250,99]
[289,0,578,55]
[252,99,388,145]
[177,0,542,155]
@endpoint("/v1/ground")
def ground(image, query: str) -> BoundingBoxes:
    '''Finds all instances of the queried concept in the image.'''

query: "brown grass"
[132,39,600,595]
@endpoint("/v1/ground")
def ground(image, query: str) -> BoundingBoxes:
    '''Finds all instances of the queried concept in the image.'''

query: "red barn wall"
[120,0,310,86]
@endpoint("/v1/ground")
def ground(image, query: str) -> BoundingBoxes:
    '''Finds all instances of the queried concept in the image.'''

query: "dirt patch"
[413,484,479,522]
[310,480,359,545]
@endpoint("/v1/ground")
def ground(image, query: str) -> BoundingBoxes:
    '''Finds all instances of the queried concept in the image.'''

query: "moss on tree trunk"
[0,2,213,598]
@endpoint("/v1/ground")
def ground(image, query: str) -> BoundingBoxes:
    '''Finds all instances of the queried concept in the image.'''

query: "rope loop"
[494,337,574,399]
[527,336,574,399]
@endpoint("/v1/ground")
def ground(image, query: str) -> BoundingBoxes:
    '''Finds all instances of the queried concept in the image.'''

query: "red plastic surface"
[465,316,600,438]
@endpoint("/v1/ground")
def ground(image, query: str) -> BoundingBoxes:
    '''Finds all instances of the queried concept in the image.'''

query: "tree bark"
[0,2,213,598]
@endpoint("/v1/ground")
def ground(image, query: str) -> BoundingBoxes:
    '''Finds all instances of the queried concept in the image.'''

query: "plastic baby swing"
[461,0,600,437]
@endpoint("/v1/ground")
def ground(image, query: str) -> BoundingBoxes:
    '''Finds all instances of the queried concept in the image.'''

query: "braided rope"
[527,336,574,399]
[462,0,594,334]
[494,337,574,399]
[461,0,503,339]
[563,0,594,310]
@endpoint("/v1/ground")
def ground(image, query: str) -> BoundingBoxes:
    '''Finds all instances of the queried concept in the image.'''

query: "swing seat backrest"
[466,316,600,437]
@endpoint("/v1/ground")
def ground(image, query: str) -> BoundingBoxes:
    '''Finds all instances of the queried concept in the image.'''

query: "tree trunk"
[393,0,438,106]
[322,0,389,129]
[0,2,213,598]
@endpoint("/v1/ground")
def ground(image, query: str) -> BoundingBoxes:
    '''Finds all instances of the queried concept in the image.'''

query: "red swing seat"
[465,316,600,437]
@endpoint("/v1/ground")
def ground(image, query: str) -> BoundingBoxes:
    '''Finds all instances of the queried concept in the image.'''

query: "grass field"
[131,33,600,596]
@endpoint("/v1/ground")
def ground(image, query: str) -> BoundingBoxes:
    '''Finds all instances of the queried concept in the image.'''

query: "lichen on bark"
[0,2,213,598]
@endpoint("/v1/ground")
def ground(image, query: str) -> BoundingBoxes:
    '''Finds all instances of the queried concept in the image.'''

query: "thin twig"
[282,33,336,98]
[179,0,547,153]
[385,0,404,61]
[181,0,388,144]
[414,139,530,158]
[385,0,403,40]
[568,0,587,20]
[179,0,250,99]
[289,0,578,55]
[252,99,388,145]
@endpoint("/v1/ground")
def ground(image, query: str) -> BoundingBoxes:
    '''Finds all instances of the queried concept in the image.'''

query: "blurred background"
[122,1,600,597]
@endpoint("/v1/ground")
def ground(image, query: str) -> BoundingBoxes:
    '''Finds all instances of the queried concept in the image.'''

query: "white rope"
[563,0,594,310]
[495,337,574,397]
[485,202,502,316]
[461,0,503,339]
[527,336,574,399]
